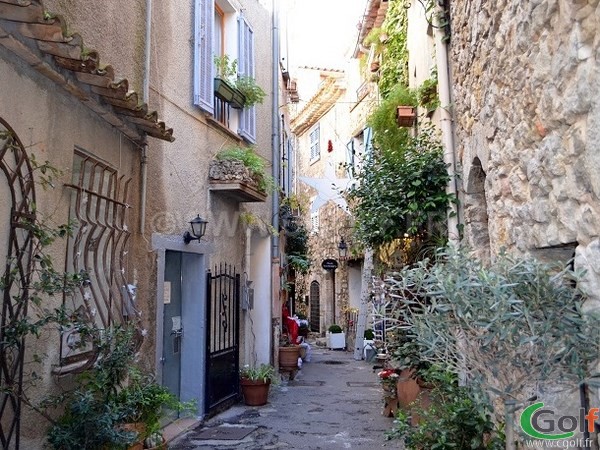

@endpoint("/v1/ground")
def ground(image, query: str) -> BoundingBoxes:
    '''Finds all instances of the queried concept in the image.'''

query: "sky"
[281,0,366,71]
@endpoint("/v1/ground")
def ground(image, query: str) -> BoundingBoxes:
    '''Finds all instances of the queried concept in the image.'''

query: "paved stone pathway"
[169,344,403,449]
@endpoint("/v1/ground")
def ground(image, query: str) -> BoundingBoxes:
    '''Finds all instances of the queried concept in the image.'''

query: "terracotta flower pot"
[396,106,416,127]
[240,378,271,406]
[121,422,146,450]
[278,346,300,370]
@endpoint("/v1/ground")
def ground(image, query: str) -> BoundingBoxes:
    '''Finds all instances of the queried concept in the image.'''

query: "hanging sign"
[321,258,339,271]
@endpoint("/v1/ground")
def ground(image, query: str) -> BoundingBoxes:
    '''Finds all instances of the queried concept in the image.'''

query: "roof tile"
[0,0,174,143]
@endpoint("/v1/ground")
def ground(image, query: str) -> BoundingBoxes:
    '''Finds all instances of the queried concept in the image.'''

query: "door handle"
[170,328,183,337]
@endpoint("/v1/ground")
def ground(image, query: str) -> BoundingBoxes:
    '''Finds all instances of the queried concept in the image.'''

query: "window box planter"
[214,77,246,109]
[396,105,416,127]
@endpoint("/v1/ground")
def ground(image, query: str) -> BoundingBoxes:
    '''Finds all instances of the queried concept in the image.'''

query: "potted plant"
[210,146,273,194]
[116,369,194,449]
[45,326,195,450]
[239,363,276,406]
[213,55,246,109]
[213,55,266,109]
[278,332,301,372]
[363,328,376,361]
[326,324,346,350]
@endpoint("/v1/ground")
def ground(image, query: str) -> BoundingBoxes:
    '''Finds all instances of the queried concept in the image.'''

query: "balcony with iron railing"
[214,97,230,128]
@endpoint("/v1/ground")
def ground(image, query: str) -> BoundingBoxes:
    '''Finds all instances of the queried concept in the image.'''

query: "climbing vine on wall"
[378,0,409,97]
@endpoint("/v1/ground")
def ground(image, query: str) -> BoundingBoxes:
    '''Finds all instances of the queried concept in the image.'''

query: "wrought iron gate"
[205,264,240,414]
[0,117,36,449]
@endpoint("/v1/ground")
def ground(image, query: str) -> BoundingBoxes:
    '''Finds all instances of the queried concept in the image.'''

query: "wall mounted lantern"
[183,215,208,244]
[338,237,348,261]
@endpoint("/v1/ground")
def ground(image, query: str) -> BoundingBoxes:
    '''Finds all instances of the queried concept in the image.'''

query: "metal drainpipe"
[271,0,281,366]
[271,0,280,256]
[140,0,152,234]
[433,0,460,245]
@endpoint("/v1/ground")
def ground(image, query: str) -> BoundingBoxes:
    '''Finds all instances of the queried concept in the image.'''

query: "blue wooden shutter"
[238,16,256,143]
[364,127,373,156]
[194,0,214,114]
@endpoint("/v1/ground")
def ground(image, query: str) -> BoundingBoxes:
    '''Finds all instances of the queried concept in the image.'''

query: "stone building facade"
[451,1,600,302]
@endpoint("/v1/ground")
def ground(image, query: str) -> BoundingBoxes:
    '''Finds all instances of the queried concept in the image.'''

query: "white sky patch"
[281,0,365,70]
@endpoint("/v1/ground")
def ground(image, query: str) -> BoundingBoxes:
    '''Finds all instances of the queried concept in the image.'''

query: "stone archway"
[464,157,491,262]
[0,117,36,449]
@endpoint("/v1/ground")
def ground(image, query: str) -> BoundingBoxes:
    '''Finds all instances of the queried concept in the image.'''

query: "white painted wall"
[245,233,272,365]
[348,265,362,309]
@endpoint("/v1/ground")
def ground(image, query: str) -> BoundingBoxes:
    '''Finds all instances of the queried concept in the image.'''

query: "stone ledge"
[209,180,267,203]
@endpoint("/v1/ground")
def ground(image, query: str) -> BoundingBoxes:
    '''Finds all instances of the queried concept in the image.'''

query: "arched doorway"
[309,281,320,333]
[0,117,36,449]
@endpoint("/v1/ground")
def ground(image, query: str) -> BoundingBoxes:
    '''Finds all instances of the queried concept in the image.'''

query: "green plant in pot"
[116,369,195,448]
[327,324,345,350]
[328,324,342,334]
[214,146,274,193]
[213,55,266,108]
[45,326,195,450]
[239,364,276,406]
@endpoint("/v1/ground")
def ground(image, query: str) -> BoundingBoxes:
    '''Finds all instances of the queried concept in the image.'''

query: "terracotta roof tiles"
[0,0,174,143]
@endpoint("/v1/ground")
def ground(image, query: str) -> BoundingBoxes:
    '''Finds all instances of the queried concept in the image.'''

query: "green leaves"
[387,366,504,449]
[386,247,600,407]
[347,122,453,248]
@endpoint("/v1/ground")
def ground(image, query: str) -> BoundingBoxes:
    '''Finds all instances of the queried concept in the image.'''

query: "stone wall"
[450,0,600,302]
[449,0,600,439]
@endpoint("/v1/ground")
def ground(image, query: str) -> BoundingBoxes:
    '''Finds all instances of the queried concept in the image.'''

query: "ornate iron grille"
[61,149,136,370]
[205,264,240,414]
[0,117,36,450]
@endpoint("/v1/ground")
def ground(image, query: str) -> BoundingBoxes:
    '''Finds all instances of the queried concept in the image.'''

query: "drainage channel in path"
[317,360,349,365]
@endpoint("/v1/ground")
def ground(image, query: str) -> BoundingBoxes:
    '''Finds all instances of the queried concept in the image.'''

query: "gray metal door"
[163,251,183,397]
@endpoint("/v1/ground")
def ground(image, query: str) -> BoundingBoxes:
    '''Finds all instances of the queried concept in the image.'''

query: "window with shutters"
[238,16,256,143]
[194,0,257,137]
[309,125,320,163]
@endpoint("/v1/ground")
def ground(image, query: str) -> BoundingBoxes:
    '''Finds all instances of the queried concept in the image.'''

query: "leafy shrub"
[328,324,342,334]
[46,327,194,449]
[367,83,415,153]
[387,366,504,449]
[216,146,273,192]
[347,123,453,248]
[386,247,600,417]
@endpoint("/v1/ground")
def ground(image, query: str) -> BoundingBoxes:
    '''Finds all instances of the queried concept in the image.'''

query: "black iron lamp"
[338,237,348,261]
[183,215,208,244]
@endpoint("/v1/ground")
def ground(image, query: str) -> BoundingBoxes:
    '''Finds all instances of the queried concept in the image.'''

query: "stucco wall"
[0,46,140,448]
[44,0,147,94]
[141,0,274,373]
[450,0,600,300]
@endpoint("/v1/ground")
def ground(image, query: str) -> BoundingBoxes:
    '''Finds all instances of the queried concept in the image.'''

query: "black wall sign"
[321,258,338,271]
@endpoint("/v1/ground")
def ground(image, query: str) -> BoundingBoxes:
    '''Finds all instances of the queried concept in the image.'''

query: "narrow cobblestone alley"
[169,344,401,450]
